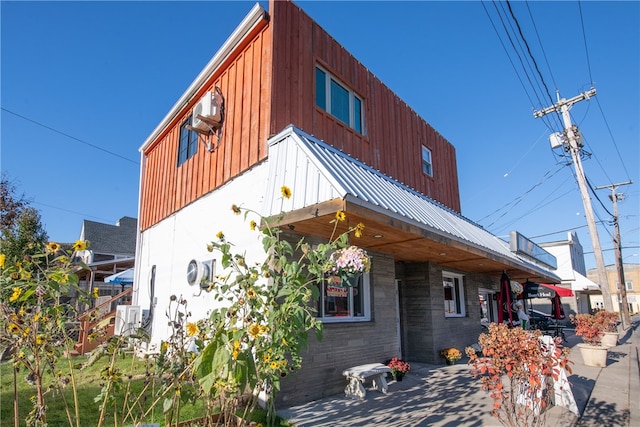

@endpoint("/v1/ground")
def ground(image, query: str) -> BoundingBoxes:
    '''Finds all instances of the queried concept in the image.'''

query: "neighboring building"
[133,0,559,406]
[540,232,600,315]
[588,263,639,314]
[75,216,137,297]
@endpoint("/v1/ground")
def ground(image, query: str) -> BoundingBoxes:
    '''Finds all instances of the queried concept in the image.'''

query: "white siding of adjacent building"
[135,163,269,349]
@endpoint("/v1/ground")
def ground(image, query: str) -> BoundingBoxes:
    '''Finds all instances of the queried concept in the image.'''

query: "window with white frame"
[315,272,370,322]
[422,145,433,177]
[443,272,465,317]
[177,115,199,166]
[626,281,633,291]
[316,66,364,134]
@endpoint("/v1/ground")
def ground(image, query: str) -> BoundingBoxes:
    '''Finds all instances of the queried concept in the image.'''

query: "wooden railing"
[73,287,133,355]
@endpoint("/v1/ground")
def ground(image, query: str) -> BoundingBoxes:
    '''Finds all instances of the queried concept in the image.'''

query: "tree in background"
[0,176,49,267]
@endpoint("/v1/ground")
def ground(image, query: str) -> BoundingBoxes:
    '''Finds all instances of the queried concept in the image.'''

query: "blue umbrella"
[104,268,134,285]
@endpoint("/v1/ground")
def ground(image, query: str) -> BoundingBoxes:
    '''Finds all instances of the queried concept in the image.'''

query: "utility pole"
[596,181,633,329]
[534,88,614,312]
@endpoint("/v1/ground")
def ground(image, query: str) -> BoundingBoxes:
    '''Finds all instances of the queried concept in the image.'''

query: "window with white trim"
[315,273,370,322]
[177,115,198,166]
[316,66,364,134]
[626,281,633,291]
[443,272,465,317]
[422,145,433,177]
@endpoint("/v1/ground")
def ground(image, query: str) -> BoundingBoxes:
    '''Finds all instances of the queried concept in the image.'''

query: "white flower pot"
[601,332,619,348]
[577,343,608,367]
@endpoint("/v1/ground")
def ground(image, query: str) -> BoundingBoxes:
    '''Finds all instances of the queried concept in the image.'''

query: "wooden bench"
[342,363,391,400]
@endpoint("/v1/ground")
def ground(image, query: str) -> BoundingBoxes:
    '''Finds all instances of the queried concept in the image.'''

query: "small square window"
[422,145,433,177]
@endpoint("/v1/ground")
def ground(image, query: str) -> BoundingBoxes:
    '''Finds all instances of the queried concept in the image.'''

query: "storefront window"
[315,272,370,322]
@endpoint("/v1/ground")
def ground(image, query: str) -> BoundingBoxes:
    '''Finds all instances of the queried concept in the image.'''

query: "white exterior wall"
[134,163,269,349]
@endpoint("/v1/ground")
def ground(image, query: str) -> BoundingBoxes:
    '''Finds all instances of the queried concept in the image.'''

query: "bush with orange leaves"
[465,323,572,427]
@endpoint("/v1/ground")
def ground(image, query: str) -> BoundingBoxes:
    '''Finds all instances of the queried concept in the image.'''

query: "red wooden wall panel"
[139,17,271,231]
[270,0,460,212]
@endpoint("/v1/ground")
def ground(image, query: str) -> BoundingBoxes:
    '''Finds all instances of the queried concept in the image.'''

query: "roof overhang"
[267,198,559,283]
[262,126,560,284]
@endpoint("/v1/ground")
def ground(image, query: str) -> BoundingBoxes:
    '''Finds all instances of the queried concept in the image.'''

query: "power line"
[32,200,115,225]
[479,163,567,225]
[1,107,140,166]
[524,0,558,91]
[505,0,555,107]
[577,0,595,85]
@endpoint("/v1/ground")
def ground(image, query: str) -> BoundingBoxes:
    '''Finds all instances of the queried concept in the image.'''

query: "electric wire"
[1,107,140,166]
[577,0,594,86]
[490,2,547,111]
[492,185,576,236]
[32,201,115,226]
[525,0,558,91]
[479,163,567,226]
[593,96,633,181]
[505,0,555,108]
[480,1,536,109]
[576,1,633,185]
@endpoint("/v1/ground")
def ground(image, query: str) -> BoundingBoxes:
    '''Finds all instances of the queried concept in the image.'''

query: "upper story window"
[626,281,633,291]
[422,145,433,177]
[443,272,465,317]
[315,272,371,322]
[316,66,364,134]
[177,115,199,166]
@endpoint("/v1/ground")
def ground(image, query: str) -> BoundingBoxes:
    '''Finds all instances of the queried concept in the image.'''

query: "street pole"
[534,89,614,312]
[596,181,633,329]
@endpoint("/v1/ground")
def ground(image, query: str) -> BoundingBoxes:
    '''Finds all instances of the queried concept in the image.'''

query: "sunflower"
[248,323,262,338]
[249,220,257,231]
[9,287,22,302]
[72,240,88,252]
[216,231,225,240]
[46,242,61,253]
[335,211,346,222]
[186,322,199,337]
[0,253,5,269]
[280,186,292,199]
[231,204,241,215]
[354,222,365,238]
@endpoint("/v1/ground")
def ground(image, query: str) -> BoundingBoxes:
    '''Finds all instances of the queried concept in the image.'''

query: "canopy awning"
[541,283,574,297]
[104,268,134,285]
[523,282,574,299]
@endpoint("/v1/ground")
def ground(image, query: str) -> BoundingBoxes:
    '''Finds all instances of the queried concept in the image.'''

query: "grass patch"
[1,353,291,427]
[1,353,202,427]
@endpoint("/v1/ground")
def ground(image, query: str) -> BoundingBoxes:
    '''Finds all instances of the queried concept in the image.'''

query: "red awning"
[540,283,574,297]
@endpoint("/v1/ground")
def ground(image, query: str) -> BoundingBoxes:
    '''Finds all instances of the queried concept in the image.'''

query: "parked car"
[528,310,553,330]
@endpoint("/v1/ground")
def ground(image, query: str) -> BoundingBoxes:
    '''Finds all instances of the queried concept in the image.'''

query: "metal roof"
[263,125,560,280]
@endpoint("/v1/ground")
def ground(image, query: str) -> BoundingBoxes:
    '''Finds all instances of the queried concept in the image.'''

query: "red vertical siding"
[270,0,461,212]
[139,16,271,231]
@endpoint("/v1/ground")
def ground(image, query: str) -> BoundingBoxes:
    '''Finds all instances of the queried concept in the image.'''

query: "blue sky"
[2,1,638,271]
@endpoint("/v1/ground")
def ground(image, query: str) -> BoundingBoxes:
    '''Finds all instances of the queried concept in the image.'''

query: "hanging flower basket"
[328,246,370,283]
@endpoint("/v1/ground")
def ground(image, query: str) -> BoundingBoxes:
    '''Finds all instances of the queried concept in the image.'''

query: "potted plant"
[596,310,619,348]
[465,323,572,426]
[570,312,611,367]
[386,357,411,381]
[440,347,462,365]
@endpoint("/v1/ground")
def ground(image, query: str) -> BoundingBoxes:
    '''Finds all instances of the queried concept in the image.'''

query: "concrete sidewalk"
[278,318,639,426]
